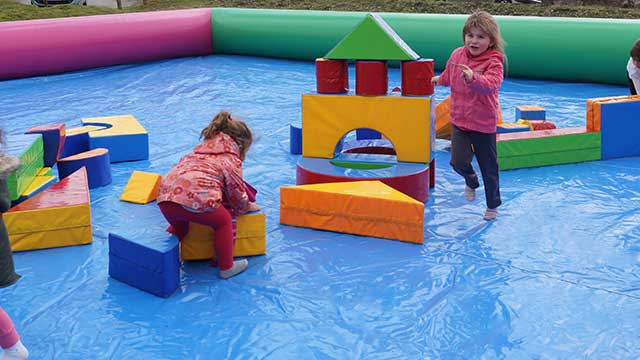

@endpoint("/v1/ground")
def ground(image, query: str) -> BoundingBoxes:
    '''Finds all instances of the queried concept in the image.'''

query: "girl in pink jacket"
[432,11,505,221]
[157,112,260,279]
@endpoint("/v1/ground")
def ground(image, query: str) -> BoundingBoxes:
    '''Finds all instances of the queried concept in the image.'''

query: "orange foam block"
[5,167,92,251]
[120,171,161,204]
[280,181,424,244]
[586,95,640,132]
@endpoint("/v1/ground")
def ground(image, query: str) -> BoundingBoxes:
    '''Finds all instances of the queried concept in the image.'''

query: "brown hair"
[200,111,253,160]
[463,11,505,54]
[631,39,640,61]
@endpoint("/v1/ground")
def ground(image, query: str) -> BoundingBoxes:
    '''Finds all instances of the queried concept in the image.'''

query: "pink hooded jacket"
[438,47,504,134]
[157,132,250,216]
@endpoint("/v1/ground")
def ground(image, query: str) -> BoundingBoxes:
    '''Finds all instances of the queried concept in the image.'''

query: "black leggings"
[450,125,502,209]
[629,76,637,95]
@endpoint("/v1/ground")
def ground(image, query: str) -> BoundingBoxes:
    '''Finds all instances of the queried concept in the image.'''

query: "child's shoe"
[464,186,476,201]
[1,339,29,360]
[219,259,248,279]
[483,208,498,221]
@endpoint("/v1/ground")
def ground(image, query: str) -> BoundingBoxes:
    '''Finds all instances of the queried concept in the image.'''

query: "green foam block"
[325,13,419,61]
[498,131,601,170]
[6,134,44,201]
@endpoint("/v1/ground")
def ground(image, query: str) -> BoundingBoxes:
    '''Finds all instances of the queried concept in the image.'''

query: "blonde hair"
[463,11,505,54]
[200,111,253,160]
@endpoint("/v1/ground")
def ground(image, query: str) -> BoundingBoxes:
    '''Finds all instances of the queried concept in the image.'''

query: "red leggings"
[158,202,234,270]
[0,307,18,349]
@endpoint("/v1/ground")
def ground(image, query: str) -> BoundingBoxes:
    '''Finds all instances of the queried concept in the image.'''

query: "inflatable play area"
[1,7,639,359]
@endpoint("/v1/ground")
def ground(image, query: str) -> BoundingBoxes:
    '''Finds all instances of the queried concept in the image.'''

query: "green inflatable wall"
[211,8,640,85]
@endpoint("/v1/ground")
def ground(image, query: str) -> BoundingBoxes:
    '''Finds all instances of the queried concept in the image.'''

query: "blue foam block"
[600,100,640,160]
[290,122,302,155]
[356,128,382,140]
[60,132,89,159]
[58,149,112,189]
[26,124,65,167]
[89,133,149,163]
[342,139,393,151]
[515,107,545,121]
[496,123,531,134]
[109,227,180,298]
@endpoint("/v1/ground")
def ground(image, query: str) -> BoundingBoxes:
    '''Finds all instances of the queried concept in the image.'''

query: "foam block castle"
[295,13,436,203]
[282,14,433,244]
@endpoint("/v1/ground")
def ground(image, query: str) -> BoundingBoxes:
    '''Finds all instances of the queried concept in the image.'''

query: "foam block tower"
[298,13,435,203]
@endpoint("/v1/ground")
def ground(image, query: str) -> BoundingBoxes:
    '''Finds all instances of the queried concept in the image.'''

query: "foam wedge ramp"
[280,180,424,244]
[119,170,161,204]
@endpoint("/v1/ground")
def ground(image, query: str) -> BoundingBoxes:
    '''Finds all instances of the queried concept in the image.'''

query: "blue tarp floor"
[0,55,638,359]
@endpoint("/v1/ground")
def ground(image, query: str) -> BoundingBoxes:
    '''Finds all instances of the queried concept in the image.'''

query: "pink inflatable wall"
[0,8,213,80]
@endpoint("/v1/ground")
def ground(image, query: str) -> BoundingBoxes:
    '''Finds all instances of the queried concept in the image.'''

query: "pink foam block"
[497,126,587,142]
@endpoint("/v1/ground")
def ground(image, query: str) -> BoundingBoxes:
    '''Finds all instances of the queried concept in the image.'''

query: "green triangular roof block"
[325,13,419,61]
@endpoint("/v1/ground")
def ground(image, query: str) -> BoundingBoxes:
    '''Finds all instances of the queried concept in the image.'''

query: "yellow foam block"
[37,167,52,176]
[5,204,92,251]
[65,125,107,136]
[120,171,161,204]
[180,213,266,260]
[302,94,432,163]
[280,180,424,244]
[19,175,55,197]
[82,114,147,136]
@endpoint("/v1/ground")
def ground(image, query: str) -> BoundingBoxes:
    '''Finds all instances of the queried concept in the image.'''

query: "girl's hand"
[431,76,440,86]
[455,64,473,82]
[248,202,260,212]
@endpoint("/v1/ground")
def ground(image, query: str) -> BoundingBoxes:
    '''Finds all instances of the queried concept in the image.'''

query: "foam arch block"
[280,180,424,244]
[302,94,432,163]
[58,148,112,189]
[60,125,107,159]
[82,115,149,163]
[5,167,92,252]
[180,213,267,261]
[120,171,161,204]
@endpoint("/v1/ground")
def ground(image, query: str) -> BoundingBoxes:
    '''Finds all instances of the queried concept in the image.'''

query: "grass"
[1,0,640,22]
